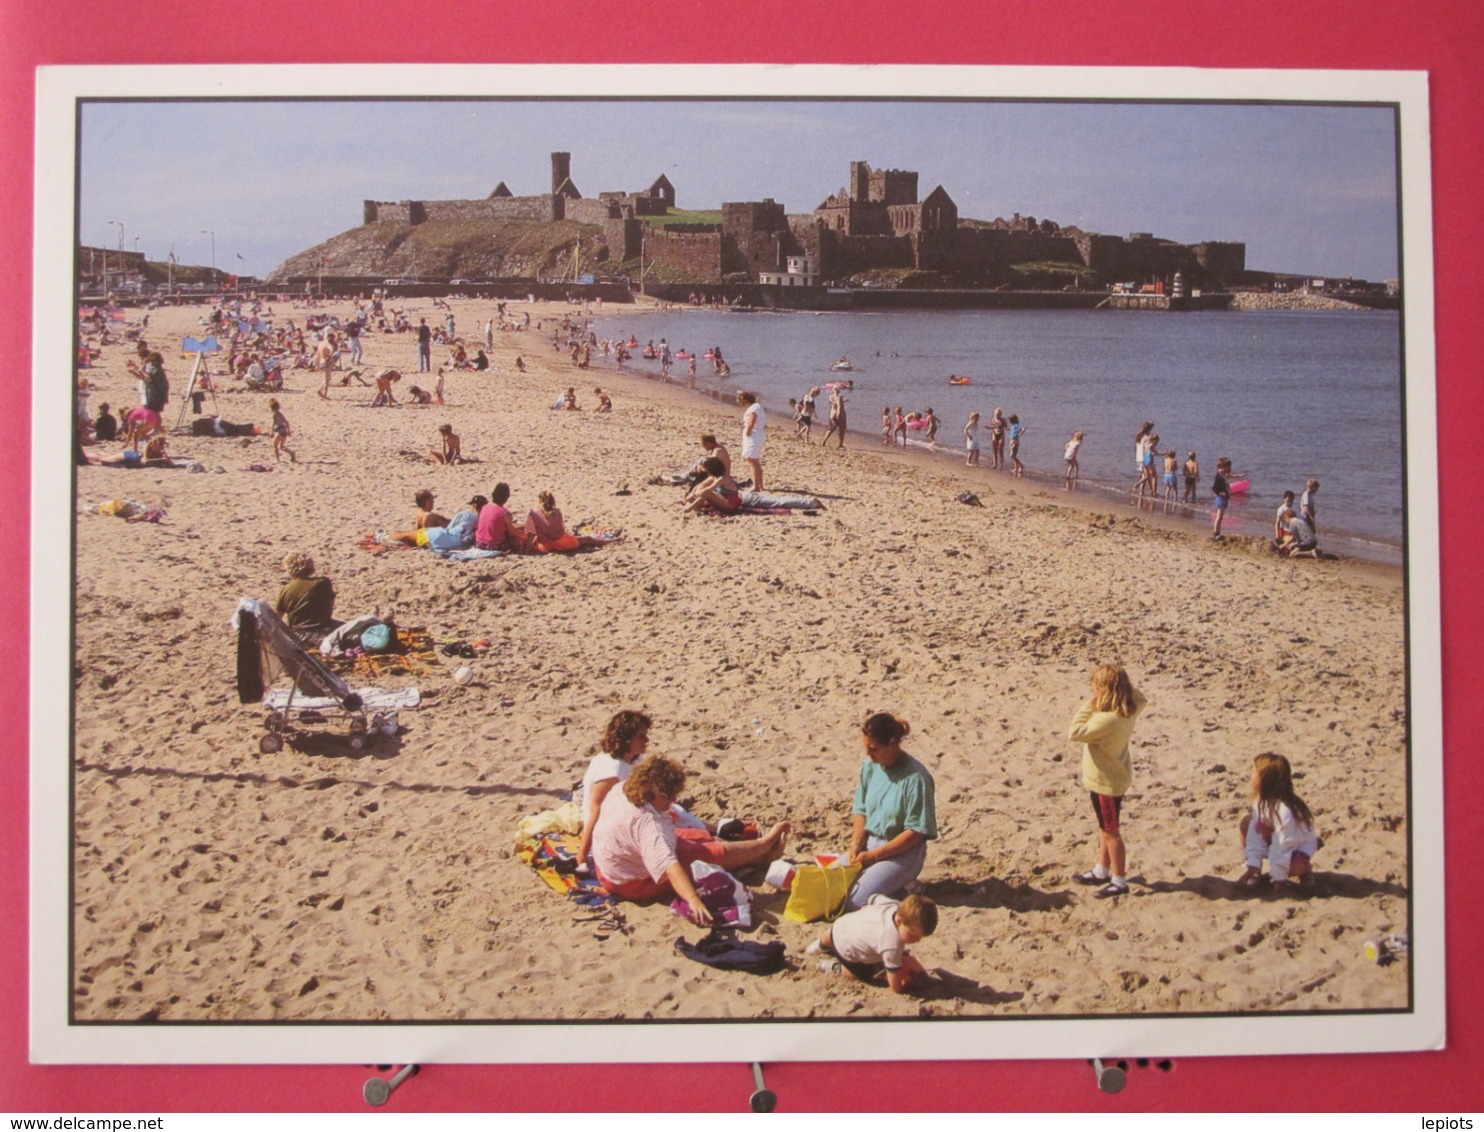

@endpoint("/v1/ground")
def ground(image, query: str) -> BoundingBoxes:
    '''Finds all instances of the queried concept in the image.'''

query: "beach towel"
[433,547,505,561]
[516,831,615,909]
[262,686,421,712]
[740,491,824,510]
[323,626,443,681]
[572,522,624,544]
[516,800,583,841]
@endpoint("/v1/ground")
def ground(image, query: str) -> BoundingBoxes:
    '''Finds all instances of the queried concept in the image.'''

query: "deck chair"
[234,597,374,753]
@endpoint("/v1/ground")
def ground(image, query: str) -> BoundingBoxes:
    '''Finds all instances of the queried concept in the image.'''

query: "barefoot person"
[738,391,767,492]
[590,754,790,923]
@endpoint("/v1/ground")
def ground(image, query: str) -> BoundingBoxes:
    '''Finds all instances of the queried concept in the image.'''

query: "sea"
[592,307,1408,565]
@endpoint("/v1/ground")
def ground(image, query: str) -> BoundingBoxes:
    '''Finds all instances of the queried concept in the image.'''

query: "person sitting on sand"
[563,386,580,411]
[429,423,462,465]
[681,456,743,515]
[845,712,938,911]
[475,483,524,551]
[684,434,732,487]
[1277,506,1320,558]
[406,385,434,406]
[380,489,450,547]
[593,387,613,413]
[473,349,489,372]
[590,753,790,922]
[574,710,714,868]
[371,368,402,407]
[524,490,605,552]
[93,402,118,443]
[423,495,486,552]
[274,552,339,633]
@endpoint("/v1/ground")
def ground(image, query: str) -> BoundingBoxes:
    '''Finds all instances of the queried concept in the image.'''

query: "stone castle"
[358,153,1246,289]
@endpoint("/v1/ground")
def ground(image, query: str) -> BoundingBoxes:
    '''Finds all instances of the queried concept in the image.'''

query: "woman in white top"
[576,710,709,867]
[738,391,767,492]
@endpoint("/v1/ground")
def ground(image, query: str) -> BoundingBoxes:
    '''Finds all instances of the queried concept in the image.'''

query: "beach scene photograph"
[40,68,1437,1060]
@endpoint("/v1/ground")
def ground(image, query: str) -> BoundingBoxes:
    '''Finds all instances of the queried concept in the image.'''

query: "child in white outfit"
[1239,753,1320,889]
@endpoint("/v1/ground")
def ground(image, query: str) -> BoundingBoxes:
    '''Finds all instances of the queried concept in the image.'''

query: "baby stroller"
[235,597,386,753]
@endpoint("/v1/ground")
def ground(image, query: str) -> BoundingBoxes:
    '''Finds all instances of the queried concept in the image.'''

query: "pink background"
[2,0,1480,1111]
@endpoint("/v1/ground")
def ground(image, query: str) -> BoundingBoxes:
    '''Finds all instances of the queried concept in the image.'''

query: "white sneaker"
[804,940,822,956]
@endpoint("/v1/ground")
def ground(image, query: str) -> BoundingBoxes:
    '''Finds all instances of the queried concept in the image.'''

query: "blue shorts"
[1163,473,1177,487]
[1214,495,1229,510]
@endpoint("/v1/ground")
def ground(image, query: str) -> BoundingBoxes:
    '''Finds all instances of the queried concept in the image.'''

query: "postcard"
[33,63,1441,1064]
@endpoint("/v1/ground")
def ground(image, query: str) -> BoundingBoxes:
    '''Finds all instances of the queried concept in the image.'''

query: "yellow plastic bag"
[782,863,862,923]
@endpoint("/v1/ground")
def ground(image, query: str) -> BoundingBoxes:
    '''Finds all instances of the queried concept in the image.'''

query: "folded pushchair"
[234,597,378,753]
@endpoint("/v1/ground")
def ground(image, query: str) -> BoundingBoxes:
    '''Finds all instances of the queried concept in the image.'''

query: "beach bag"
[359,622,396,654]
[782,863,861,923]
[670,862,752,928]
[674,930,786,974]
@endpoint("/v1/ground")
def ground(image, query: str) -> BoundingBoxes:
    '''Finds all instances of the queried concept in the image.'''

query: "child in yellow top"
[1068,664,1147,899]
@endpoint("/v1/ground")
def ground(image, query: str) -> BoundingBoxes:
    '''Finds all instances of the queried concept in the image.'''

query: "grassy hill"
[267,218,605,282]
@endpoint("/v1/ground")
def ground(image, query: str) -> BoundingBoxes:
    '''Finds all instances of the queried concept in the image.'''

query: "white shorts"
[741,438,765,460]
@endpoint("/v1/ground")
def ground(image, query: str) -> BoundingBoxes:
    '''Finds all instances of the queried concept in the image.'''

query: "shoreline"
[584,302,1405,574]
[68,295,1411,1022]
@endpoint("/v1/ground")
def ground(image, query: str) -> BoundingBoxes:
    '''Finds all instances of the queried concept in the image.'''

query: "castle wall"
[870,168,918,206]
[603,217,643,261]
[643,228,723,280]
[567,198,622,225]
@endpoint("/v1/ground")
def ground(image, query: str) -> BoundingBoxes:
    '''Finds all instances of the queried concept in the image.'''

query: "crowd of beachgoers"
[68,290,1408,1021]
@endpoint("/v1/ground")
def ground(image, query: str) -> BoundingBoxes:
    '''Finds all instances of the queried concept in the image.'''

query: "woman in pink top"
[591,755,790,922]
[475,482,523,550]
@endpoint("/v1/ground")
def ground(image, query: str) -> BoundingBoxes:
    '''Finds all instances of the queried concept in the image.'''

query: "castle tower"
[849,161,871,201]
[551,152,572,195]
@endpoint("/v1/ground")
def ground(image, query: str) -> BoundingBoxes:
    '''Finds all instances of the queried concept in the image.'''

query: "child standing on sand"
[1183,451,1199,503]
[1068,664,1147,900]
[881,406,893,445]
[1163,449,1180,501]
[894,406,908,447]
[1212,456,1233,538]
[965,411,981,466]
[268,398,295,464]
[806,893,937,994]
[924,407,940,446]
[1063,431,1083,489]
[1007,414,1026,477]
[1238,753,1320,891]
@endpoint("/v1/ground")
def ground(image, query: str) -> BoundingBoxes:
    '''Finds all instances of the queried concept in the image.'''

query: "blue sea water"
[594,307,1406,563]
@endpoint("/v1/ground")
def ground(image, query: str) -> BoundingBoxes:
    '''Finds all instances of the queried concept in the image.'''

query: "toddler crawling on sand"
[807,893,937,994]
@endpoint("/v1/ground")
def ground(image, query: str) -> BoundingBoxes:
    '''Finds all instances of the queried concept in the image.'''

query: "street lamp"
[200,229,216,279]
[109,220,124,250]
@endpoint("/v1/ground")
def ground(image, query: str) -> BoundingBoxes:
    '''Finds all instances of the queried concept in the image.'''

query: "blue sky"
[79,99,1401,281]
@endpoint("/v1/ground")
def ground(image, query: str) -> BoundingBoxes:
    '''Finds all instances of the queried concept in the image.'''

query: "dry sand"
[68,295,1410,1023]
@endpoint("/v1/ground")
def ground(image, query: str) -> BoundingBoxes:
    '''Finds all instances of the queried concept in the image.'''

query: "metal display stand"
[173,339,221,431]
[362,1064,419,1106]
[748,1062,777,1112]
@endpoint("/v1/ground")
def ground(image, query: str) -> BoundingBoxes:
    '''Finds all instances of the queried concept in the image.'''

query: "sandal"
[1073,870,1107,885]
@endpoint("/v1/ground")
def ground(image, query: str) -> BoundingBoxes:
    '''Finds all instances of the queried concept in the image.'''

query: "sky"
[77,98,1402,282]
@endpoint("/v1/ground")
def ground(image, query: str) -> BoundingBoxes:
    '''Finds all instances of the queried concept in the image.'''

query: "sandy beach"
[67,294,1410,1024]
